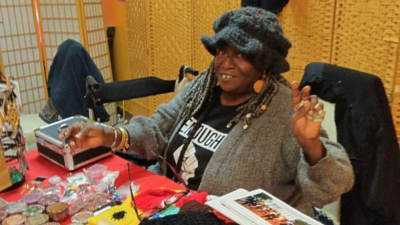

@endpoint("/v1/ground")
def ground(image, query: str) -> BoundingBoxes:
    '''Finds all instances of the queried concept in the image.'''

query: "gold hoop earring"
[253,74,267,94]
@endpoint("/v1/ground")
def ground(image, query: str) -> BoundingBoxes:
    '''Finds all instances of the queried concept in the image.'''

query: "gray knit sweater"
[125,81,354,216]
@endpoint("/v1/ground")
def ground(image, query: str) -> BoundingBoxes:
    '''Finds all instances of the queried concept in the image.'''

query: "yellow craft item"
[87,203,140,225]
[98,217,118,225]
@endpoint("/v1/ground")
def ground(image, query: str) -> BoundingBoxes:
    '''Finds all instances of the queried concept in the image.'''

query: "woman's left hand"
[291,81,326,165]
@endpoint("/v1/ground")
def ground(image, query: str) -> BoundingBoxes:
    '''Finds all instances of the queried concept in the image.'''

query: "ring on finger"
[312,110,325,122]
[58,123,69,133]
[305,110,325,122]
[297,100,309,110]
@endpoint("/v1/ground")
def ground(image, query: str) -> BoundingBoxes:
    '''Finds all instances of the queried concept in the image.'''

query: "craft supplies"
[0,210,8,222]
[63,186,78,198]
[94,181,107,193]
[101,171,119,186]
[66,173,88,186]
[46,202,69,222]
[21,192,42,205]
[115,180,139,198]
[69,192,109,213]
[0,197,8,210]
[42,186,63,197]
[71,211,93,224]
[68,198,87,216]
[77,184,92,196]
[22,204,45,217]
[86,164,107,180]
[5,202,27,215]
[32,176,47,185]
[1,214,25,225]
[0,78,28,192]
[48,175,61,185]
[87,204,140,225]
[38,194,59,206]
[25,213,49,225]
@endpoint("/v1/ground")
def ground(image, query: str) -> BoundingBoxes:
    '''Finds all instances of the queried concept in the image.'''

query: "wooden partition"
[0,0,47,114]
[125,0,240,116]
[281,0,400,145]
[125,0,400,144]
[37,0,117,124]
[0,0,116,124]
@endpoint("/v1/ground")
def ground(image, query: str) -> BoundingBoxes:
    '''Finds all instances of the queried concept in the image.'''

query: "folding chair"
[85,65,199,167]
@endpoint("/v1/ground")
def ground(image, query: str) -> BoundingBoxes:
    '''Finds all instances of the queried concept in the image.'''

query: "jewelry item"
[253,74,267,94]
[109,127,118,149]
[306,110,325,122]
[112,127,130,153]
[298,100,309,109]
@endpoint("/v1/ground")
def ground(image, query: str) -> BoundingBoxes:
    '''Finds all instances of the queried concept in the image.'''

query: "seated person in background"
[60,7,354,216]
[39,39,110,123]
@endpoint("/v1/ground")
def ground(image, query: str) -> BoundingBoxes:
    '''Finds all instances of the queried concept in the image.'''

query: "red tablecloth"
[0,150,184,224]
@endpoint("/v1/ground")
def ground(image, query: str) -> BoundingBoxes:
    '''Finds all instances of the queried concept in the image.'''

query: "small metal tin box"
[35,116,112,171]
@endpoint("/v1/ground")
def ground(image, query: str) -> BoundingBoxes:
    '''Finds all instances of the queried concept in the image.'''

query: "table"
[0,150,184,224]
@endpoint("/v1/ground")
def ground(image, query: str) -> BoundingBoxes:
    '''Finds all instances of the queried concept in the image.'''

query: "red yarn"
[212,210,235,224]
[174,191,208,208]
[134,189,208,212]
[135,189,178,211]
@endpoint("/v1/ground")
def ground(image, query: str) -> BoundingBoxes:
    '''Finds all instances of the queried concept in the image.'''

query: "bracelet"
[112,127,130,153]
[120,127,130,151]
[109,127,118,149]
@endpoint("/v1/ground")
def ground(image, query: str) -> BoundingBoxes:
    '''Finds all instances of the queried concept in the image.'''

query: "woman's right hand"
[58,122,114,151]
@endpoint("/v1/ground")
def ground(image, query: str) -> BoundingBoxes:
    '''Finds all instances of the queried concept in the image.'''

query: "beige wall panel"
[126,0,240,116]
[147,0,192,114]
[126,0,148,81]
[332,0,400,99]
[126,0,154,116]
[280,0,336,82]
[82,0,117,124]
[191,0,240,72]
[332,0,400,142]
[391,22,400,144]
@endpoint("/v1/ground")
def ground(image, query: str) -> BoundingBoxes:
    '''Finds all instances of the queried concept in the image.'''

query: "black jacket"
[300,62,400,225]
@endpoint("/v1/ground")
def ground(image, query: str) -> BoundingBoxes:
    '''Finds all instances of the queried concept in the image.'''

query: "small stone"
[246,113,252,118]
[243,124,249,130]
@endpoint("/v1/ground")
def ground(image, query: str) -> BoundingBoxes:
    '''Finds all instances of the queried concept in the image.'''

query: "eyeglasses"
[127,155,191,221]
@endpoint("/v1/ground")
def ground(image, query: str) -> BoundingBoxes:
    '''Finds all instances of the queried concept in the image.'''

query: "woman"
[60,7,354,216]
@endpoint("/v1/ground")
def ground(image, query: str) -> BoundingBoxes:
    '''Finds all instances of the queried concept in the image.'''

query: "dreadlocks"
[182,65,291,130]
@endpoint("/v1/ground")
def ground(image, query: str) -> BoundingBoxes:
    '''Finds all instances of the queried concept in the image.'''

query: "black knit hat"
[201,7,291,73]
[241,0,289,15]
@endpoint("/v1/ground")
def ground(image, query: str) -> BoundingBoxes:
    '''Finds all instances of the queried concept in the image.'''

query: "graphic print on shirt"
[173,142,197,182]
[173,117,227,184]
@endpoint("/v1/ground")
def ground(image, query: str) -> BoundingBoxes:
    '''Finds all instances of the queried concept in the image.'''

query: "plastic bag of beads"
[100,171,119,186]
[66,173,88,186]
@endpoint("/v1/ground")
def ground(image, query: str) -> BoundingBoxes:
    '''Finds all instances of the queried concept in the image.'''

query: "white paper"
[220,189,322,225]
[206,189,257,225]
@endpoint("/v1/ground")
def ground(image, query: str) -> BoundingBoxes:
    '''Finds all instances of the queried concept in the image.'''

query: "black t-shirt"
[166,88,241,190]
